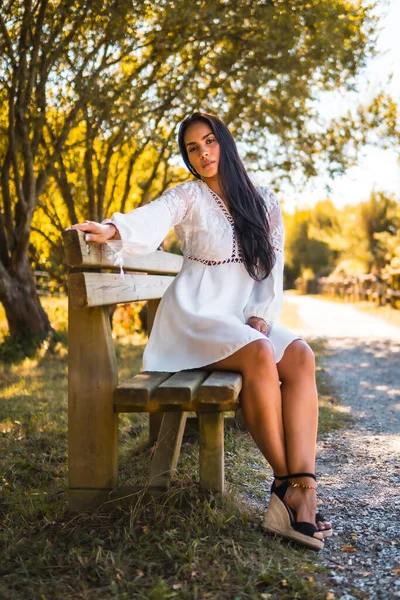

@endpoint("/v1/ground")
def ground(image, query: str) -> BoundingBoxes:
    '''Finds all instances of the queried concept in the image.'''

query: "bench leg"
[149,412,188,488]
[198,412,224,493]
[68,303,118,511]
[149,413,164,443]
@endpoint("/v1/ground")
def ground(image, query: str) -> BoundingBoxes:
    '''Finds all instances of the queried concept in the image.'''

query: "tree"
[0,0,378,348]
[357,191,400,271]
[284,208,334,285]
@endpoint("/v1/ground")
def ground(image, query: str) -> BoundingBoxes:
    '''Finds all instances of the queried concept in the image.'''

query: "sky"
[276,0,400,213]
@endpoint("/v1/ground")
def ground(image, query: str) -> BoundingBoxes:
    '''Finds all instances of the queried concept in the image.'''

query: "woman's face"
[184,121,220,180]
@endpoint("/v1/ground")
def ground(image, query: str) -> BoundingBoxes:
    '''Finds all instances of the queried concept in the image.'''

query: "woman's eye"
[189,146,197,153]
[207,138,215,144]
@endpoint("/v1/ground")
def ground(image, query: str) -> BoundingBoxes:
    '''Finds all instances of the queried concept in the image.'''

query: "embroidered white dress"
[103,179,302,372]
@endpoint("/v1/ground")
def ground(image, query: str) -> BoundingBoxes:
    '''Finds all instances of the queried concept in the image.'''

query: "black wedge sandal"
[268,478,332,539]
[261,473,325,551]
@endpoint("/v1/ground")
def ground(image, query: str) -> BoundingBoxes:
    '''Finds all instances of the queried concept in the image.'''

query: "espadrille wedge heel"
[261,473,325,552]
[269,480,332,539]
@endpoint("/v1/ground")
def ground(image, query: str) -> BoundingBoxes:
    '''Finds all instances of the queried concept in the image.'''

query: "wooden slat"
[63,229,183,273]
[196,371,242,404]
[149,412,188,488]
[115,371,173,407]
[115,401,240,413]
[69,271,175,308]
[153,370,210,404]
[114,370,241,413]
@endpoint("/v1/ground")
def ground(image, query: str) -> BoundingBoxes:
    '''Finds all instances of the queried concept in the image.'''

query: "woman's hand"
[246,316,271,337]
[67,221,120,243]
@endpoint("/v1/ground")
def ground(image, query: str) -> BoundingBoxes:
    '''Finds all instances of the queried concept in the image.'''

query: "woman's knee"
[284,339,315,373]
[243,339,276,372]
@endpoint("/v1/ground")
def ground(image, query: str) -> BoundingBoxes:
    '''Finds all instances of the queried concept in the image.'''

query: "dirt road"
[282,294,400,599]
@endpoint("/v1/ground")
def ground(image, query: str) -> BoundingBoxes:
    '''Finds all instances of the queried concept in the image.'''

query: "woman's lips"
[202,161,214,168]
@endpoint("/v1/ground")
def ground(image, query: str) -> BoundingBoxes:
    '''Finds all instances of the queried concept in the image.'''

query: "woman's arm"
[68,183,190,255]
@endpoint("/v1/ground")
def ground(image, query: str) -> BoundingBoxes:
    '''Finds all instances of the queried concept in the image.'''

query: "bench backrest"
[62,229,183,308]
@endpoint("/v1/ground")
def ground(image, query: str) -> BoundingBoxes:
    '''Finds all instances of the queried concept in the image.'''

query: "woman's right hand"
[66,221,120,244]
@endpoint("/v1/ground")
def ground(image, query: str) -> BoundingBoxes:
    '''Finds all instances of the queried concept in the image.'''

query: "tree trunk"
[0,260,52,345]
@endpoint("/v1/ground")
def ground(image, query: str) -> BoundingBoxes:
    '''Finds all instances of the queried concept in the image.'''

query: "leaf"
[172,583,182,590]
[326,593,335,600]
[280,579,287,587]
[340,545,356,552]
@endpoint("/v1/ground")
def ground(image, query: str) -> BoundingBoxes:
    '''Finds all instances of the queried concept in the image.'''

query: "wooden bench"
[63,230,243,510]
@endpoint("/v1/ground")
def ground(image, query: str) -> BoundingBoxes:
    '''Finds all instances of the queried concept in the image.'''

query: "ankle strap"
[274,474,290,481]
[288,472,316,481]
[274,472,316,481]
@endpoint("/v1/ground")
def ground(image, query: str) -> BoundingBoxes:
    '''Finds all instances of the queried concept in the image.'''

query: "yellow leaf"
[142,525,149,534]
[307,576,314,584]
[340,545,356,552]
[326,593,335,600]
[261,594,272,599]
[280,579,287,587]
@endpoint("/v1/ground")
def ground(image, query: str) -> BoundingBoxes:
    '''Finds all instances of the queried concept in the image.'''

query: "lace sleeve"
[102,184,189,255]
[261,186,284,253]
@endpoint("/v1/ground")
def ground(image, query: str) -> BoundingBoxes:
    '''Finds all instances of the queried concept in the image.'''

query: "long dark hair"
[178,112,275,281]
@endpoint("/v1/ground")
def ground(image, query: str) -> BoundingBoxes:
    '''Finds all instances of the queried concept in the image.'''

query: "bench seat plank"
[196,371,243,403]
[154,370,210,404]
[116,371,173,405]
[114,370,242,413]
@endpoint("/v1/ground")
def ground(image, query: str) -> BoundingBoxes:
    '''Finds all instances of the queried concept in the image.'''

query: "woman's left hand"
[246,316,270,336]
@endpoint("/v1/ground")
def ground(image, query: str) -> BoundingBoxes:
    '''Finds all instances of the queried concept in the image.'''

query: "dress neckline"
[200,180,233,221]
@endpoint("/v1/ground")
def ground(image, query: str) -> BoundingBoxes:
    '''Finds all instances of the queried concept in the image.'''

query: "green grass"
[0,297,347,599]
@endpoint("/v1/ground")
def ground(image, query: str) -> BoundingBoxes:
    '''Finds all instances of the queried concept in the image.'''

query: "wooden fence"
[295,270,400,309]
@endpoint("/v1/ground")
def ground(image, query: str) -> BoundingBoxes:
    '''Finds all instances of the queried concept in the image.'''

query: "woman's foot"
[262,475,324,551]
[275,477,332,536]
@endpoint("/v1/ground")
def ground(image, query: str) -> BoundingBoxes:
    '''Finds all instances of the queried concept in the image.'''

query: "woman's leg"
[203,337,324,539]
[203,339,288,477]
[276,339,322,527]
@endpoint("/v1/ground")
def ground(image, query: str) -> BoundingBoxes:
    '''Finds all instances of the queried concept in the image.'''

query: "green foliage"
[284,190,400,281]
[284,208,334,284]
[1,0,379,256]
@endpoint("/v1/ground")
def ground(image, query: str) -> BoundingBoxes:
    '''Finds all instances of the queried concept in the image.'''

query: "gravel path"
[284,295,400,599]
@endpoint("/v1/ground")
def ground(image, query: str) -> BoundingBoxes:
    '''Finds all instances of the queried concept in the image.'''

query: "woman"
[69,112,331,551]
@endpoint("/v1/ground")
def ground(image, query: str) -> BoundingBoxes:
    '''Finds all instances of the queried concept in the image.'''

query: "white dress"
[103,179,302,372]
